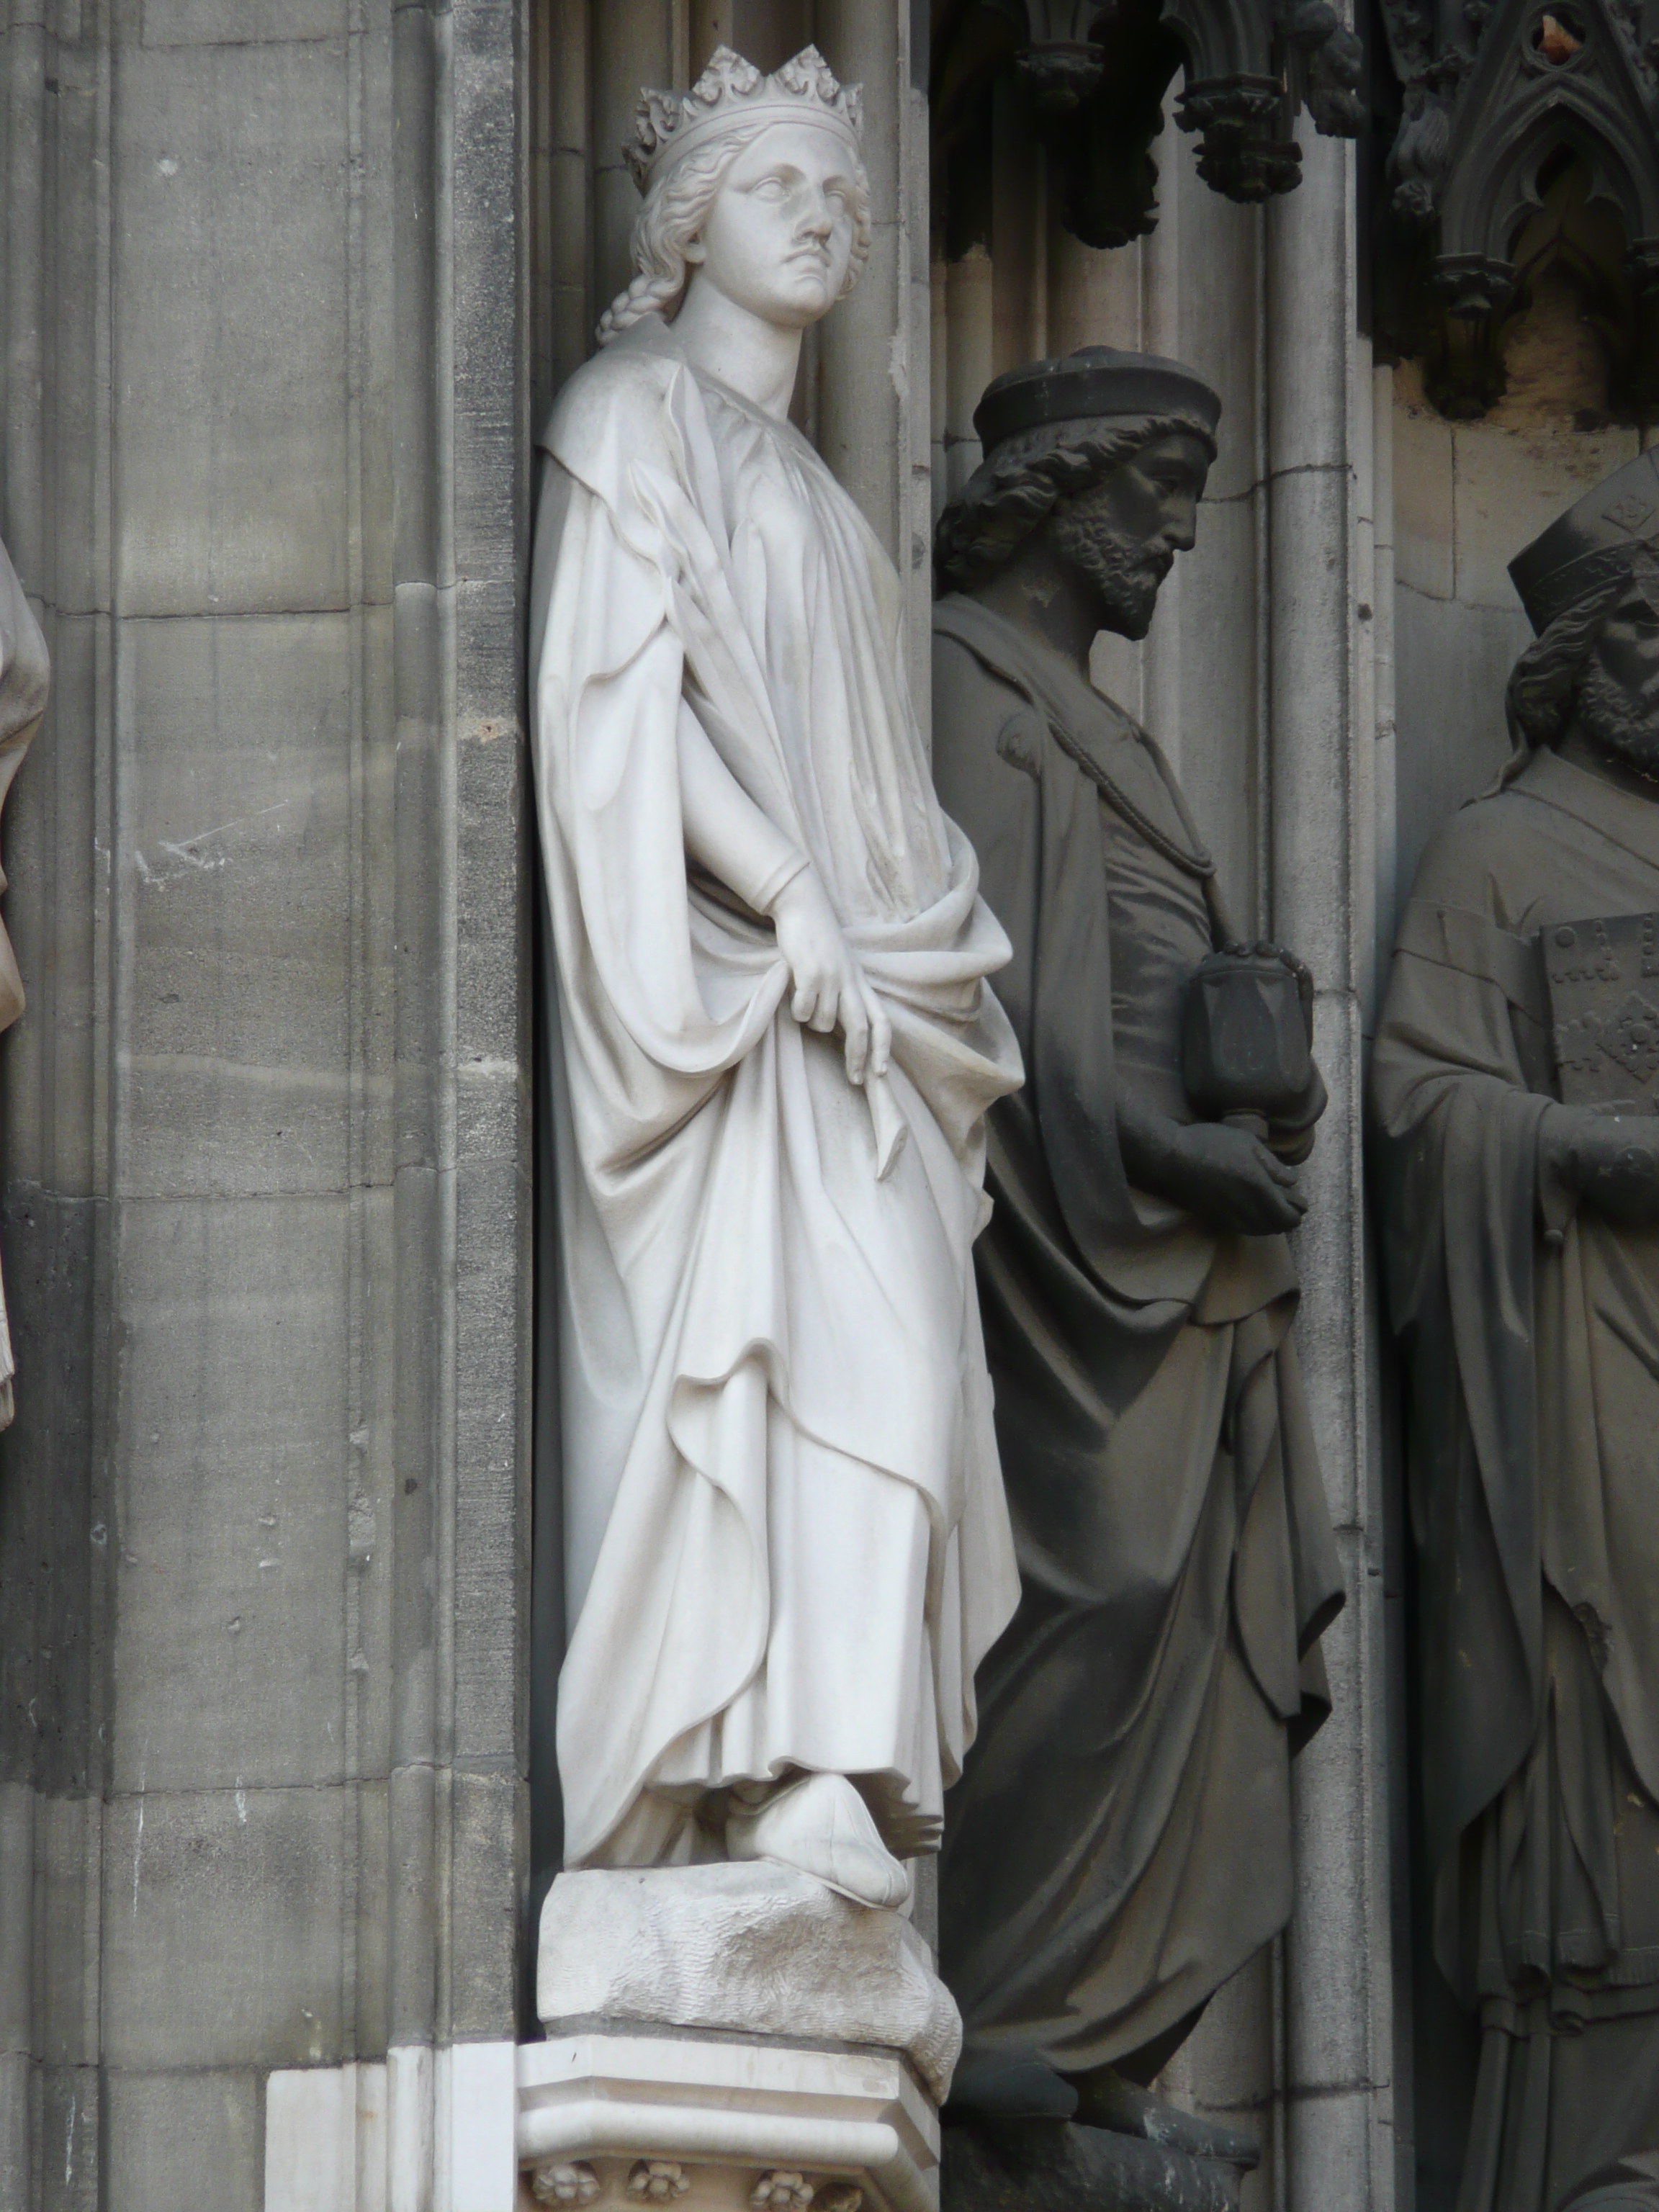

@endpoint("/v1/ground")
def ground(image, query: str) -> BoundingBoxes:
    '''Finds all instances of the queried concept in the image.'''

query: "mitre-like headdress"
[1510,448,1659,633]
[625,45,863,192]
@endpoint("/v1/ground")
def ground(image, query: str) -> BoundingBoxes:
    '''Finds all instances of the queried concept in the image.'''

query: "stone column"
[1266,119,1398,2211]
[1370,366,1399,976]
[534,0,594,426]
[0,4,531,2204]
[591,0,678,324]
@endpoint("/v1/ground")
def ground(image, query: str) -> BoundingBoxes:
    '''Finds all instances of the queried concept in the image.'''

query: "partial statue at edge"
[929,348,1344,2184]
[1375,452,1659,2208]
[529,47,1022,1914]
[0,533,45,1430]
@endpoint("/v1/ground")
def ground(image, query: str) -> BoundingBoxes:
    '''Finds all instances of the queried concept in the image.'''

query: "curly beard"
[1051,511,1173,641]
[1577,657,1659,783]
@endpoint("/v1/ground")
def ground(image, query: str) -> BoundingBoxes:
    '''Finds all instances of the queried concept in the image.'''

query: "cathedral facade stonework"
[2,3,1655,2208]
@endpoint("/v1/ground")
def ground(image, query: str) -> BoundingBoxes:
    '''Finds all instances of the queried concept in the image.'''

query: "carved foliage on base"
[529,2163,868,2212]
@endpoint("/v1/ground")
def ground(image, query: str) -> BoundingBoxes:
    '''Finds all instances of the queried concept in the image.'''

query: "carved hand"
[1542,1102,1659,1226]
[770,865,891,1087]
[1120,1093,1310,1235]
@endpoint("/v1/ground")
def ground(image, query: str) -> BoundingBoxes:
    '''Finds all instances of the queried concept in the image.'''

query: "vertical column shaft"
[1266,118,1396,2212]
[590,0,676,329]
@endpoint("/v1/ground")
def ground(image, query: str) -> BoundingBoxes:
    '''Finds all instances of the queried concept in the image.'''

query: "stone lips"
[971,346,1223,457]
[537,1863,962,2105]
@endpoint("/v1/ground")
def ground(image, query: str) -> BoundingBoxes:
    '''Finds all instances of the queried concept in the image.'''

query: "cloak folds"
[930,596,1342,2077]
[1373,747,1659,2210]
[530,323,1024,1871]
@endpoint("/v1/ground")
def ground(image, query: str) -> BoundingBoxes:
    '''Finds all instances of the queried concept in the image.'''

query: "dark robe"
[930,595,1343,2078]
[1372,745,1659,2209]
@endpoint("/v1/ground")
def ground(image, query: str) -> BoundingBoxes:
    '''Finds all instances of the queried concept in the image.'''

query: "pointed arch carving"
[931,0,1362,254]
[1377,0,1659,413]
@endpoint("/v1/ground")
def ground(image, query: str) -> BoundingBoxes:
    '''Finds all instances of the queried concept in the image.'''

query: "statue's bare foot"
[726,1772,912,1910]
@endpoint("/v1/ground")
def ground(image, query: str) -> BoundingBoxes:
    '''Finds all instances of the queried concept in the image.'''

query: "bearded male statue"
[928,349,1344,2174]
[1375,452,1659,2208]
[528,47,1022,1918]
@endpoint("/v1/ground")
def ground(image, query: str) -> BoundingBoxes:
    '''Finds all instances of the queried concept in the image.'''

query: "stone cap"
[536,1863,962,2105]
[972,346,1221,457]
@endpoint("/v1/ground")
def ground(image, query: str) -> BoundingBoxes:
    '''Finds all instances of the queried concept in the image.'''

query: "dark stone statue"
[927,347,1344,2193]
[1374,451,1659,2208]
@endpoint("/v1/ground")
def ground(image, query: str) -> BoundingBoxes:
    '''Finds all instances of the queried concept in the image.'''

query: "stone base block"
[516,2031,940,2212]
[536,1864,958,2103]
[522,1865,959,2212]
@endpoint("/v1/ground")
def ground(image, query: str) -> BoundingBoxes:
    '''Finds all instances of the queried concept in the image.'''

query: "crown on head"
[625,45,863,192]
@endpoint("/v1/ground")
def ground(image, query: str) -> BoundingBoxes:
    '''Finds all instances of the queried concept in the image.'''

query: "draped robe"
[930,595,1342,2077]
[530,322,1024,1871]
[1374,745,1659,2210]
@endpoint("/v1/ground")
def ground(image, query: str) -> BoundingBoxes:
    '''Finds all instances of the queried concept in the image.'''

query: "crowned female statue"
[529,47,1023,1911]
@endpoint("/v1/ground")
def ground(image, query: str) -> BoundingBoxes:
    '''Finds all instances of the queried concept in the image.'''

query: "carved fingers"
[769,865,891,1087]
[1168,1120,1310,1236]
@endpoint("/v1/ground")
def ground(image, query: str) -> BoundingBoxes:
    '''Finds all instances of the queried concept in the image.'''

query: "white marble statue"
[0,536,45,1430]
[528,45,1023,1910]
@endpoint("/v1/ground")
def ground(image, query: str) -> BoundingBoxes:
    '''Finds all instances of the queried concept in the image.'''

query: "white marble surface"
[262,2044,520,2212]
[533,45,1021,1896]
[516,2033,940,2212]
[536,1864,960,2105]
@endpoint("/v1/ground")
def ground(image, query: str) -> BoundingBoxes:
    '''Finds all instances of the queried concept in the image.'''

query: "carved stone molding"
[931,0,1363,251]
[1376,0,1659,413]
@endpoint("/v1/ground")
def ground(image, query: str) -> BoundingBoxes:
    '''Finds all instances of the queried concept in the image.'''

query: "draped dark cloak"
[1373,745,1659,2211]
[930,595,1343,2078]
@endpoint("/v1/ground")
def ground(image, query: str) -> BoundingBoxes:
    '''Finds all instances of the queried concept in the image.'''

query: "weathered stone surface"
[538,1865,962,2104]
[1390,377,1455,601]
[142,0,346,42]
[1393,587,1527,896]
[1451,417,1640,611]
[114,40,353,618]
[105,2068,261,2212]
[102,1784,346,2069]
[2,0,526,2203]
[122,614,356,1200]
[112,1196,351,1793]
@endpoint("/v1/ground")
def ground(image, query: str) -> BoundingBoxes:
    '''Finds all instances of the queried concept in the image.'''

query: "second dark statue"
[1375,452,1659,2208]
[930,347,1344,2184]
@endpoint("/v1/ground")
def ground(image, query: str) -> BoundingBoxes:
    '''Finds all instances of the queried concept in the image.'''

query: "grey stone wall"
[0,1,530,2202]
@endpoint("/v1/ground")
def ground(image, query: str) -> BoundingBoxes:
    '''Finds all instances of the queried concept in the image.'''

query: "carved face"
[1049,431,1210,641]
[1578,581,1659,781]
[683,122,860,331]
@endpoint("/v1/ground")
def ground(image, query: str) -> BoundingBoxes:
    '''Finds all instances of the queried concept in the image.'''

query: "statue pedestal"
[518,1863,958,2212]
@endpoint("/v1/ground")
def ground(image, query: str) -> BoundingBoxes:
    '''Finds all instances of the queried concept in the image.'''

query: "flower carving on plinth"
[628,2164,691,2203]
[750,2173,814,2211]
[533,2164,602,2207]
